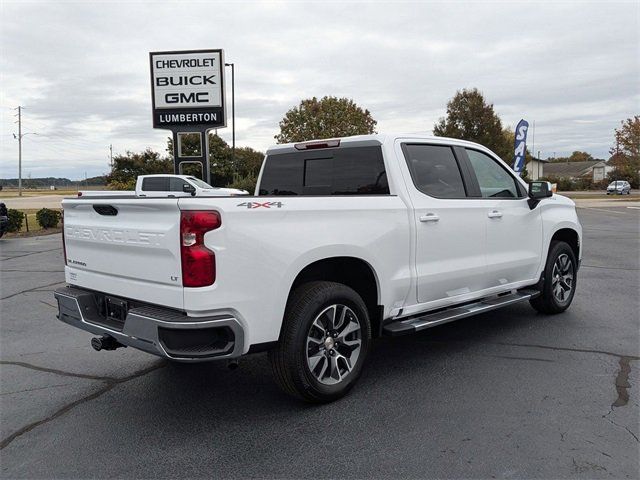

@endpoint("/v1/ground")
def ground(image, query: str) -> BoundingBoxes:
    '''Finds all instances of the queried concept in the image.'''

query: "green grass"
[3,208,62,237]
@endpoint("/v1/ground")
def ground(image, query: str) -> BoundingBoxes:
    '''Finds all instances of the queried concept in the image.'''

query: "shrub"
[36,208,61,229]
[592,180,608,190]
[573,177,593,191]
[227,174,257,193]
[107,178,136,190]
[6,209,25,232]
[541,176,574,191]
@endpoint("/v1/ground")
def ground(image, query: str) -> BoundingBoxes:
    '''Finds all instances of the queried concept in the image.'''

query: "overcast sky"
[1,0,638,180]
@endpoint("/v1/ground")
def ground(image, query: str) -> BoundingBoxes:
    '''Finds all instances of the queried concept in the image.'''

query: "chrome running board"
[383,289,538,336]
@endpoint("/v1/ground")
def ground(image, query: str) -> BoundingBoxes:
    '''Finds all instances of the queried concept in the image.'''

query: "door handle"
[420,213,440,222]
[487,210,503,219]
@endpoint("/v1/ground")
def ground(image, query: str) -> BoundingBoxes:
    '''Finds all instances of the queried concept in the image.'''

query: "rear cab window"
[258,146,389,196]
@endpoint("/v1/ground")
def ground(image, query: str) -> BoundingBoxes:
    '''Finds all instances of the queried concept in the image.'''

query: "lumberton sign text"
[149,49,226,129]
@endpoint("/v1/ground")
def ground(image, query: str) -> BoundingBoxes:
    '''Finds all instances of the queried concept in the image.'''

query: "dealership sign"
[149,49,226,129]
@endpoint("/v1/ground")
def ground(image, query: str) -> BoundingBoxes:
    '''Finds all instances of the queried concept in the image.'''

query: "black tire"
[530,241,577,314]
[269,281,371,403]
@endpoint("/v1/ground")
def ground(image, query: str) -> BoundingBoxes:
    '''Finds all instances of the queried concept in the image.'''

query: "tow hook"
[91,335,125,352]
[227,359,239,370]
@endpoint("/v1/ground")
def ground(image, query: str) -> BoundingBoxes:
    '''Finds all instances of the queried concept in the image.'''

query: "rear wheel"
[530,241,577,314]
[269,281,371,403]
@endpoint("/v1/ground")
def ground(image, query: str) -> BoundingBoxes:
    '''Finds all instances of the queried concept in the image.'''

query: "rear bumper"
[54,286,245,362]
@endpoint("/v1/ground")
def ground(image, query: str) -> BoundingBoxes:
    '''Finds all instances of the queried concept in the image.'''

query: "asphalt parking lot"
[1,206,638,479]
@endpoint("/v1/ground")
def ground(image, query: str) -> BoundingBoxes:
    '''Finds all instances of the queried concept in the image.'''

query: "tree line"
[106,91,639,190]
[0,176,106,188]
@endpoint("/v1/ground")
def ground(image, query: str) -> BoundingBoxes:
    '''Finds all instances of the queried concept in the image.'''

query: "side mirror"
[527,181,552,209]
[182,183,196,196]
[529,181,553,199]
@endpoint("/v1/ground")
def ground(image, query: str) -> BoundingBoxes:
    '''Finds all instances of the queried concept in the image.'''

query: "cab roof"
[266,133,490,155]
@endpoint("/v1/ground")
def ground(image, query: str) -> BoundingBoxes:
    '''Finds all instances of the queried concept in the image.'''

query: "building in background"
[543,160,611,182]
[525,157,549,180]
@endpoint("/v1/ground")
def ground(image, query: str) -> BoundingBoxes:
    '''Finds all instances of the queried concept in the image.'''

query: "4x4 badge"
[237,201,284,209]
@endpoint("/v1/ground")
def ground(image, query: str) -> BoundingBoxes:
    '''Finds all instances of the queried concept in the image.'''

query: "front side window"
[169,177,188,192]
[403,144,466,198]
[466,149,522,198]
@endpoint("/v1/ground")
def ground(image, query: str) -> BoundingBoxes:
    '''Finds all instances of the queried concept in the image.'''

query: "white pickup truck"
[77,174,248,198]
[55,134,582,402]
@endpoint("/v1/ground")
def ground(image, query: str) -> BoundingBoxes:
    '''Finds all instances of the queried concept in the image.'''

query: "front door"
[464,148,543,287]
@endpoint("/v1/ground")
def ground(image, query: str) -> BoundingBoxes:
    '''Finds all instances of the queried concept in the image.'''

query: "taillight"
[61,210,67,265]
[180,211,221,287]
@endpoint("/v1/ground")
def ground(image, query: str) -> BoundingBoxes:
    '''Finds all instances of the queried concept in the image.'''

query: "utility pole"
[13,106,37,197]
[109,144,113,169]
[16,106,22,196]
[531,120,535,161]
[225,62,236,163]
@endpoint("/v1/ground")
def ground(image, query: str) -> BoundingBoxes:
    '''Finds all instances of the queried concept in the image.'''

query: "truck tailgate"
[62,198,183,309]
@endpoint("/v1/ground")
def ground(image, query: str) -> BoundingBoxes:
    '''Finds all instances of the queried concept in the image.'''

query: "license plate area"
[106,296,128,324]
[88,294,128,331]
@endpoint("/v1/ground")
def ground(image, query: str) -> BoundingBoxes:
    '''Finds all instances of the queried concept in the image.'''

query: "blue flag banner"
[512,119,529,176]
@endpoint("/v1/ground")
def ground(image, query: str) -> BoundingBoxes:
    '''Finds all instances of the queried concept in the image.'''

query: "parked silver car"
[606,180,631,195]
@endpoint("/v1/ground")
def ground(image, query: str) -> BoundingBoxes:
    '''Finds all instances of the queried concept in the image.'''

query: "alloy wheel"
[552,253,574,303]
[305,304,362,385]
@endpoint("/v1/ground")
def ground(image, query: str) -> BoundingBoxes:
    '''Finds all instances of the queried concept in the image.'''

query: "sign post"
[150,49,227,183]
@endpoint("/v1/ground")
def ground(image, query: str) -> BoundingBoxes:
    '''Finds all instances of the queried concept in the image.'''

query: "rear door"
[62,197,183,308]
[463,148,542,287]
[399,142,489,304]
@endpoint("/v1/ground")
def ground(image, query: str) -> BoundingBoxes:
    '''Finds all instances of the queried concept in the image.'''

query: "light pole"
[225,62,235,163]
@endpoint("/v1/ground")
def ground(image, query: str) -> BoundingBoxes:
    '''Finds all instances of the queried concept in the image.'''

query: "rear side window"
[402,144,466,198]
[142,177,169,191]
[141,177,186,192]
[258,146,389,196]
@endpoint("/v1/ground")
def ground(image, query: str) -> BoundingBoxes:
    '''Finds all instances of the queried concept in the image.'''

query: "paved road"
[1,194,72,210]
[557,190,638,197]
[1,206,638,479]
